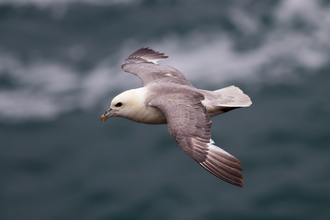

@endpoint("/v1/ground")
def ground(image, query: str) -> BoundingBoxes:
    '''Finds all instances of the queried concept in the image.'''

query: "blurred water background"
[1,0,330,219]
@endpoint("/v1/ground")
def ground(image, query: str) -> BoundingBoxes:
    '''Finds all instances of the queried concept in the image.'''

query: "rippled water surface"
[1,0,330,219]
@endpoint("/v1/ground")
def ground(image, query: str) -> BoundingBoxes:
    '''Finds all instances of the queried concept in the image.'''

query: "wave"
[1,0,330,123]
[0,0,137,7]
[153,0,330,83]
[0,50,137,122]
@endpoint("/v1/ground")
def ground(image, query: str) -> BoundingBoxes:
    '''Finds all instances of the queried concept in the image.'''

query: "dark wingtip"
[127,47,169,60]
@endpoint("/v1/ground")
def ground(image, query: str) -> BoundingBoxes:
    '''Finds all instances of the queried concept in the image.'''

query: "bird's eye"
[115,102,122,107]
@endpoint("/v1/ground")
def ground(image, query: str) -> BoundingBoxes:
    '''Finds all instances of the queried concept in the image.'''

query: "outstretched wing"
[121,47,192,86]
[149,91,244,187]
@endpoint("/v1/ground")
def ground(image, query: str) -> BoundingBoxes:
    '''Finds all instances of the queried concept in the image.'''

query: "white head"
[101,88,146,122]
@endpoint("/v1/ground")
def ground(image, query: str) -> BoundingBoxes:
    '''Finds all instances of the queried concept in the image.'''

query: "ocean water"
[1,0,330,219]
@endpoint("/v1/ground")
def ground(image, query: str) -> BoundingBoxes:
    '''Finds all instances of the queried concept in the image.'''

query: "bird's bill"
[100,108,117,122]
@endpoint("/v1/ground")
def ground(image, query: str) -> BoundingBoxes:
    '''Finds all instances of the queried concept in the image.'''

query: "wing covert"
[121,47,192,86]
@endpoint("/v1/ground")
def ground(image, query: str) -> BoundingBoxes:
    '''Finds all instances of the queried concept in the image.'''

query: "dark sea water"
[1,0,330,219]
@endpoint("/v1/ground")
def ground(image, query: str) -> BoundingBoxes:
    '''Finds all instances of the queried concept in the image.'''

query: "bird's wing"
[121,47,192,86]
[149,91,244,187]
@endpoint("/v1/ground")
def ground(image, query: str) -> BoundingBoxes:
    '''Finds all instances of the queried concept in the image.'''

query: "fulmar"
[101,47,252,187]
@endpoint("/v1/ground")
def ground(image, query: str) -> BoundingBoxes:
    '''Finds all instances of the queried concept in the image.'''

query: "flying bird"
[101,47,252,187]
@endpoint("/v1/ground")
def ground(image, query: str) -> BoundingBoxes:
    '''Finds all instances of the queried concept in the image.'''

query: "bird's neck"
[124,87,167,124]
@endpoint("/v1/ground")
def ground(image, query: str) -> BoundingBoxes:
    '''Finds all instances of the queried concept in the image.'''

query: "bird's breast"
[135,105,167,124]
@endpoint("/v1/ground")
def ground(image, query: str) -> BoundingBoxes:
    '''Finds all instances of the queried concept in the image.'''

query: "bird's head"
[101,89,145,122]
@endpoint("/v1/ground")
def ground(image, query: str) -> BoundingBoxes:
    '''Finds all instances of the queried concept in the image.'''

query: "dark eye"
[115,102,122,107]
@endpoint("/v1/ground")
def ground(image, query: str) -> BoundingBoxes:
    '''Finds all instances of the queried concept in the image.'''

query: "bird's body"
[101,48,252,187]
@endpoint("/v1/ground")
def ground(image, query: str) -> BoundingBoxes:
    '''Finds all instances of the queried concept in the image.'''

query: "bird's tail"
[214,85,252,107]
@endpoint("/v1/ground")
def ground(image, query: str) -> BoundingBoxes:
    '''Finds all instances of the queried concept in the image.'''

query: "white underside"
[207,139,231,156]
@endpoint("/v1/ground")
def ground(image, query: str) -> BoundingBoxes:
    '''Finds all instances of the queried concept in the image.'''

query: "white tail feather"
[214,85,252,107]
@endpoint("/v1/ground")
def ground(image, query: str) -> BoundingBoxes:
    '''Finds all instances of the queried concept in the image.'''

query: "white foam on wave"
[150,0,330,86]
[1,0,330,122]
[0,51,136,122]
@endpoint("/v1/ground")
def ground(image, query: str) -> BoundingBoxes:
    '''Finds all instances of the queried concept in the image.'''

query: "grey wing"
[149,92,244,187]
[121,47,192,86]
